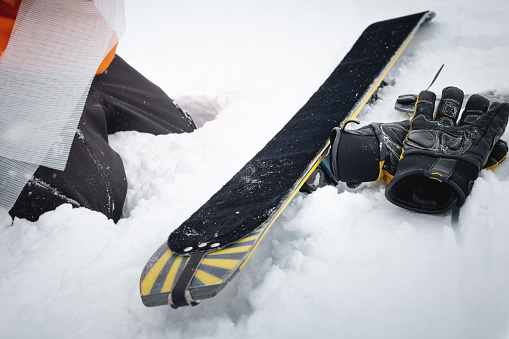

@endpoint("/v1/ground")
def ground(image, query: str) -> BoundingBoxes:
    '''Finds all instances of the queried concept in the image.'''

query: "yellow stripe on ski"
[237,235,258,243]
[195,269,223,285]
[201,258,240,270]
[140,249,172,295]
[161,256,183,293]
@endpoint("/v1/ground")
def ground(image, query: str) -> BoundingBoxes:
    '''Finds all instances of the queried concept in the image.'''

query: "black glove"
[385,86,509,214]
[329,119,410,187]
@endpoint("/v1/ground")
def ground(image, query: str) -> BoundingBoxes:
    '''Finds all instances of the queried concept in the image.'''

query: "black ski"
[140,11,435,308]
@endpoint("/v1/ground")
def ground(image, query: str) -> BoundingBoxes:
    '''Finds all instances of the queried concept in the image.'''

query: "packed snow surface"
[2,0,509,338]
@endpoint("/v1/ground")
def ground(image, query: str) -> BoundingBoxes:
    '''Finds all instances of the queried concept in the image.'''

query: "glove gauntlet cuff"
[385,154,478,214]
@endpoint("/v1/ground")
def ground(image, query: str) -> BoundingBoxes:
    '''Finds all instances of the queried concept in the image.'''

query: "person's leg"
[91,55,197,135]
[9,90,128,222]
[9,55,196,222]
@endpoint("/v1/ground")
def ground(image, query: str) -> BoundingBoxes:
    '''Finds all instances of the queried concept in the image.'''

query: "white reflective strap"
[0,0,125,212]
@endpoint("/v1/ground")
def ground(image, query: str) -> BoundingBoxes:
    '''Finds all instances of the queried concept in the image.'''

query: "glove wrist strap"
[330,127,381,183]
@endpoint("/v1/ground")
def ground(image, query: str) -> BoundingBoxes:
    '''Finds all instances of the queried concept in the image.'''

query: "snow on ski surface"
[1,0,509,338]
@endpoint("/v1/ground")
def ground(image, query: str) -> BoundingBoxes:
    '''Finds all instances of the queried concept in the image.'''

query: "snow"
[2,0,509,338]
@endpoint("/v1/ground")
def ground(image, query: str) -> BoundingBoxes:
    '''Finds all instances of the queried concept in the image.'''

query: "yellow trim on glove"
[485,154,507,171]
[376,160,385,181]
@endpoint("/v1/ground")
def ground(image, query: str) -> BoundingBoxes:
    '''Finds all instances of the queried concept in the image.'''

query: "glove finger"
[474,102,509,130]
[435,86,464,124]
[458,94,490,126]
[471,103,509,159]
[490,101,503,109]
[413,90,436,120]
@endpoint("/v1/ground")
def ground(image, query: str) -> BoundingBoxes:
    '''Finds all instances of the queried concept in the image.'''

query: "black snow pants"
[9,55,196,222]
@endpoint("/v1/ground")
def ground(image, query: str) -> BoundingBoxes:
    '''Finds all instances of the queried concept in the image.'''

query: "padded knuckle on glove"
[406,130,437,150]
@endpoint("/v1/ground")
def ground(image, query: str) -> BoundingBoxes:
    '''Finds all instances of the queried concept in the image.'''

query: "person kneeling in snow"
[1,1,196,222]
[327,86,509,214]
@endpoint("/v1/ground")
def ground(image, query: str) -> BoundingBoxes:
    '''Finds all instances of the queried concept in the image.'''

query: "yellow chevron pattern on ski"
[140,230,261,297]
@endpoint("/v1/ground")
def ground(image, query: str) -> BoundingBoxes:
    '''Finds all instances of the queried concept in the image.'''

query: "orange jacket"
[0,0,117,74]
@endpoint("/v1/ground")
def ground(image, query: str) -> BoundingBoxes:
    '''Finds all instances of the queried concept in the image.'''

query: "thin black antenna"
[426,64,444,90]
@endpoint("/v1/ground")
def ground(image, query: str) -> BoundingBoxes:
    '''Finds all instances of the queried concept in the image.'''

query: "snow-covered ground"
[2,0,509,338]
